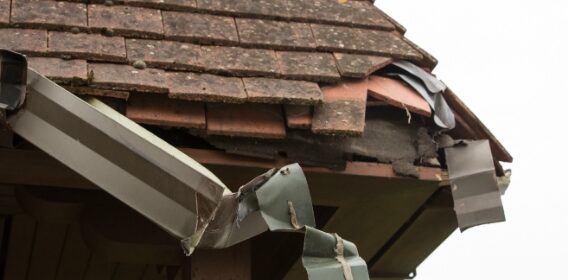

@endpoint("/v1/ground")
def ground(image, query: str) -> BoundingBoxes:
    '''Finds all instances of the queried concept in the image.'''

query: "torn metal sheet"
[444,139,505,230]
[0,50,27,110]
[498,169,512,195]
[1,50,370,280]
[197,164,369,279]
[382,61,455,130]
[303,227,369,280]
[194,164,315,249]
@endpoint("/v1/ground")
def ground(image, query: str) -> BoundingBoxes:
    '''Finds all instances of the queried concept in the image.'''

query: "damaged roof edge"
[444,89,513,163]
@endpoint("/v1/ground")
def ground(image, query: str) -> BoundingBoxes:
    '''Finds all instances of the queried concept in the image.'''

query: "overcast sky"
[378,1,568,279]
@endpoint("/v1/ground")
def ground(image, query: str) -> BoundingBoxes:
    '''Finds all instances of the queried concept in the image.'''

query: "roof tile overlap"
[163,11,239,44]
[66,86,130,100]
[88,5,164,38]
[11,0,87,30]
[0,0,10,27]
[312,79,368,136]
[123,0,197,10]
[277,51,340,83]
[287,0,394,30]
[167,72,247,103]
[49,32,127,62]
[200,46,279,76]
[196,0,290,19]
[236,19,316,50]
[285,105,313,129]
[311,24,422,60]
[126,39,202,70]
[28,57,88,83]
[88,63,168,93]
[207,103,286,139]
[243,77,323,105]
[127,93,206,129]
[0,28,47,55]
[334,53,392,78]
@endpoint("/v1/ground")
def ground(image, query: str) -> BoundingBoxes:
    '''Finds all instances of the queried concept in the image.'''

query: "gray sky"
[378,1,568,279]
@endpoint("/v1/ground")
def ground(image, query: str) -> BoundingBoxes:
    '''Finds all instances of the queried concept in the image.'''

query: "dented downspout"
[0,50,369,280]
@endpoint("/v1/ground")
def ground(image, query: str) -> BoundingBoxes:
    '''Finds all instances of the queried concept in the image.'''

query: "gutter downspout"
[0,50,369,280]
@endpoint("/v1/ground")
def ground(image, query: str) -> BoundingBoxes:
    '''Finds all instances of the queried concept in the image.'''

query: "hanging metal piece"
[444,139,506,231]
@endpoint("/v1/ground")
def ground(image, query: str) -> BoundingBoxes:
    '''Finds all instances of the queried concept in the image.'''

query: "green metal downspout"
[0,50,369,280]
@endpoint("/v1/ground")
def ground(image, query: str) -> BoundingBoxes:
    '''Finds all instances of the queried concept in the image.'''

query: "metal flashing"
[382,61,455,130]
[444,139,506,230]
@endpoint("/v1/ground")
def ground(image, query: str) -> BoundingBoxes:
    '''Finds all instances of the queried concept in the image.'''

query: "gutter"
[0,50,369,280]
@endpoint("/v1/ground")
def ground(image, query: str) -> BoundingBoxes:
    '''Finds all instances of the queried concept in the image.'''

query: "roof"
[0,0,512,168]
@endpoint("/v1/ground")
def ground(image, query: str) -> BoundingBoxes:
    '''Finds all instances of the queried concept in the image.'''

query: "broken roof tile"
[243,78,323,105]
[334,53,392,78]
[167,72,247,103]
[123,0,197,10]
[311,24,422,60]
[0,29,47,55]
[66,86,130,100]
[126,39,202,70]
[49,32,127,62]
[200,46,279,76]
[312,79,368,136]
[0,0,10,26]
[207,103,286,139]
[28,57,88,83]
[163,11,239,44]
[88,63,168,93]
[367,76,431,117]
[277,51,340,83]
[287,0,394,30]
[11,0,87,30]
[196,0,290,19]
[285,105,312,129]
[88,5,164,38]
[126,93,206,129]
[236,19,316,50]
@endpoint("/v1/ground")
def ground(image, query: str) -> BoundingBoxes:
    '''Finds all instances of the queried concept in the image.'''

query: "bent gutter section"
[2,51,370,280]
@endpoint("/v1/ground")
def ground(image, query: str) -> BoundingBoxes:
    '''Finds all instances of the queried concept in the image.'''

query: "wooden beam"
[0,149,96,189]
[369,190,457,277]
[3,214,36,279]
[0,148,444,191]
[80,199,182,266]
[191,241,251,280]
[56,223,92,280]
[27,222,69,280]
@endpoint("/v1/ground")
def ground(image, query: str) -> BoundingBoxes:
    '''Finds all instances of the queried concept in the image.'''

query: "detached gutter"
[0,50,369,280]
